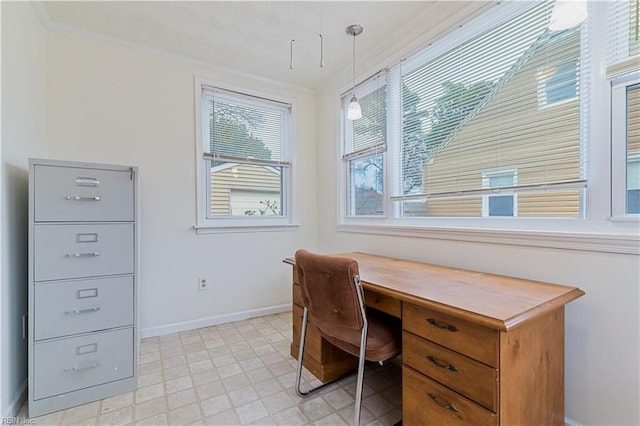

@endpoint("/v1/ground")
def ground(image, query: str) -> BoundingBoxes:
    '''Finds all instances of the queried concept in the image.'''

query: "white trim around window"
[194,76,298,234]
[611,72,640,220]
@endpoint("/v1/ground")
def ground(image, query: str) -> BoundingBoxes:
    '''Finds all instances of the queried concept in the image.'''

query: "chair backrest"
[295,249,364,334]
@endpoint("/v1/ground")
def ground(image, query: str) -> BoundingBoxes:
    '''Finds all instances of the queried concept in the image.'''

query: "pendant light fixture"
[346,24,363,120]
[548,0,588,31]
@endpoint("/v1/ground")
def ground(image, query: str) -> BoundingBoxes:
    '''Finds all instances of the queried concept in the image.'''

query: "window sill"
[194,223,299,234]
[336,224,639,255]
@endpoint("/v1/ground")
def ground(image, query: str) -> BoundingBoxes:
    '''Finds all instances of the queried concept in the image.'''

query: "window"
[608,0,640,218]
[482,170,517,217]
[341,2,587,222]
[612,78,640,217]
[342,71,387,217]
[336,1,638,251]
[537,61,578,107]
[195,81,293,231]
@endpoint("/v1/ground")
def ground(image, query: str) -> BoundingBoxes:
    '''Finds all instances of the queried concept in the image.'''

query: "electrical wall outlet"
[198,277,209,291]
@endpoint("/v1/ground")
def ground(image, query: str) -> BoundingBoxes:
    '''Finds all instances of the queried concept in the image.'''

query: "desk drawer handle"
[426,318,458,332]
[427,392,460,415]
[427,355,458,372]
[374,295,382,303]
[65,195,101,201]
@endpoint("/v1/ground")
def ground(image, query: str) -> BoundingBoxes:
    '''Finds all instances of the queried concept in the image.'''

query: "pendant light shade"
[346,24,363,121]
[348,95,362,120]
[549,0,588,31]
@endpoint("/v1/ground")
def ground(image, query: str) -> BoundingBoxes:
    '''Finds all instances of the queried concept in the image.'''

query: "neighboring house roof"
[427,28,577,162]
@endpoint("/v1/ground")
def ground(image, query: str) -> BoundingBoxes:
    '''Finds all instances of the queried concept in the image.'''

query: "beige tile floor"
[18,312,402,425]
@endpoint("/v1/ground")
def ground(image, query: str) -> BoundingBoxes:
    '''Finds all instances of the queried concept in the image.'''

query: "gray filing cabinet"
[28,158,138,417]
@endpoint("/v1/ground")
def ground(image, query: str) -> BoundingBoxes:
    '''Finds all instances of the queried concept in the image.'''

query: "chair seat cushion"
[316,309,402,363]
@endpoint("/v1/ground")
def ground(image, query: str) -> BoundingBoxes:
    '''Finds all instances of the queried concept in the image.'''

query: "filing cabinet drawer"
[34,276,134,341]
[403,303,499,367]
[33,327,134,400]
[34,224,134,281]
[403,331,498,411]
[33,165,134,222]
[365,289,401,318]
[403,365,497,425]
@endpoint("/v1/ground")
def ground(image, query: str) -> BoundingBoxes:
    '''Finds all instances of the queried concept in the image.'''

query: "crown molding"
[29,1,51,30]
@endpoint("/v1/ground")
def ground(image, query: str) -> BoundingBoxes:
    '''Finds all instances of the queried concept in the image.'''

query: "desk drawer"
[34,165,134,222]
[365,289,401,318]
[403,331,497,411]
[403,365,497,426]
[34,276,134,341]
[292,304,323,361]
[33,327,134,400]
[34,224,134,281]
[403,303,498,367]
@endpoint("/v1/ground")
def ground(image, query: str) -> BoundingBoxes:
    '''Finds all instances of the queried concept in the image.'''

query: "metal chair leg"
[353,275,369,426]
[295,307,339,397]
[353,323,368,426]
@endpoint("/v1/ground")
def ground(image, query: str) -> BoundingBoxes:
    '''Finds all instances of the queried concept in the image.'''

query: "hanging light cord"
[352,31,356,96]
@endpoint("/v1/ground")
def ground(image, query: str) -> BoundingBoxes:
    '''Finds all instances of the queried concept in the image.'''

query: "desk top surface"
[284,252,584,331]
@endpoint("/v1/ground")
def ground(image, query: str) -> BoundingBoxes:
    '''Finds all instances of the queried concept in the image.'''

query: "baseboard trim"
[140,304,292,339]
[3,379,27,418]
[565,416,582,426]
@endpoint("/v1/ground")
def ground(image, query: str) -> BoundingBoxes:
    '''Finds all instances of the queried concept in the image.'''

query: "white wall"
[44,31,317,335]
[315,64,640,426]
[0,1,48,417]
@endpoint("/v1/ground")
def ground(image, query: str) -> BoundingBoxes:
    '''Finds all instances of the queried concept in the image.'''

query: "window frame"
[482,169,518,217]
[611,73,640,219]
[341,71,389,219]
[194,77,296,233]
[536,60,579,108]
[336,1,638,254]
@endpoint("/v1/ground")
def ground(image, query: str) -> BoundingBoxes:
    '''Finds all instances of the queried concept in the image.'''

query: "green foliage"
[425,81,494,152]
[244,200,280,216]
[401,80,494,194]
[402,83,429,194]
[211,103,272,160]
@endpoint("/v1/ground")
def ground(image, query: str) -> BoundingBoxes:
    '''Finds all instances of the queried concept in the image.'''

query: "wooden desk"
[284,252,584,425]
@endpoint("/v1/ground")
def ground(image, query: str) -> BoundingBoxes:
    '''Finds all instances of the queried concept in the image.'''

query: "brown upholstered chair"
[294,249,402,426]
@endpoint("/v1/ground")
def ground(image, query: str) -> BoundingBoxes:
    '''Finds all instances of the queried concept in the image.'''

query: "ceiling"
[42,1,491,90]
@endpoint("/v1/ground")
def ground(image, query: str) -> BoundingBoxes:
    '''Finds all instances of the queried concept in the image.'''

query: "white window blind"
[342,71,388,217]
[392,2,587,218]
[202,86,290,218]
[606,0,640,78]
[342,71,387,160]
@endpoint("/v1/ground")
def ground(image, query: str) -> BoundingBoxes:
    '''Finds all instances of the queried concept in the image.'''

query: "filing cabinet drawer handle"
[64,361,101,372]
[427,392,460,415]
[427,355,458,372]
[65,195,101,201]
[64,306,101,315]
[426,318,458,332]
[66,252,101,258]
